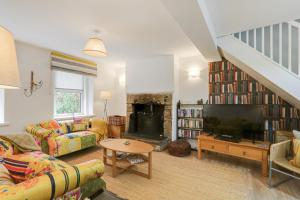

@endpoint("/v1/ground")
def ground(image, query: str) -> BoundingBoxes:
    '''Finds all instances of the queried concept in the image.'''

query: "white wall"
[94,63,126,118]
[178,55,209,104]
[0,42,126,133]
[126,56,174,93]
[0,41,53,133]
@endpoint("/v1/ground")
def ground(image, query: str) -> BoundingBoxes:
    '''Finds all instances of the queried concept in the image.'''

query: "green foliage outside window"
[55,91,82,115]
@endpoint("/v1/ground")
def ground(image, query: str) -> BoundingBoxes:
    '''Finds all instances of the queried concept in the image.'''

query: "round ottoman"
[168,139,191,157]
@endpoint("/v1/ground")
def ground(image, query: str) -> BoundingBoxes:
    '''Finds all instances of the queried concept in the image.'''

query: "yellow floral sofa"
[26,118,108,157]
[0,138,105,200]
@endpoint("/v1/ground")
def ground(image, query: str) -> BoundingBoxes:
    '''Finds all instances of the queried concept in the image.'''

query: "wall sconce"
[188,67,201,80]
[119,74,126,87]
[24,71,43,97]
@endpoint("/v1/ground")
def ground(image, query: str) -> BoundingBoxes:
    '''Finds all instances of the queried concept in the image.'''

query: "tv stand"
[198,134,270,177]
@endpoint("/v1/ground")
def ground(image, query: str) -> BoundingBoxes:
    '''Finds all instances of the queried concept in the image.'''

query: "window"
[53,71,94,118]
[0,89,4,123]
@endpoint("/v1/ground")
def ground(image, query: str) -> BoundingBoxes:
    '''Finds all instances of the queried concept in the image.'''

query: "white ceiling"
[0,0,201,63]
[205,0,300,36]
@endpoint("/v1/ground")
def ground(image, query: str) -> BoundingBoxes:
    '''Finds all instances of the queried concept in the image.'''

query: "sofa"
[0,137,106,200]
[26,118,108,157]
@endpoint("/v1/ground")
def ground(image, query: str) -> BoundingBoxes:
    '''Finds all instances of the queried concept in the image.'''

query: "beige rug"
[61,147,251,200]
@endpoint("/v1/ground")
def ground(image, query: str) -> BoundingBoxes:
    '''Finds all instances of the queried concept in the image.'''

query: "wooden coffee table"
[100,139,154,179]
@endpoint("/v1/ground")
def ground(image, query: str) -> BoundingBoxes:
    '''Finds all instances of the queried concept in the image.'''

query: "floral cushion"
[3,151,68,183]
[0,138,14,157]
[290,139,300,168]
[40,120,61,130]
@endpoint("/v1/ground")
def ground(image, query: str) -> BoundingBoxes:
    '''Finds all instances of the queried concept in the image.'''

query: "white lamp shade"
[83,37,107,57]
[0,26,20,89]
[100,91,112,100]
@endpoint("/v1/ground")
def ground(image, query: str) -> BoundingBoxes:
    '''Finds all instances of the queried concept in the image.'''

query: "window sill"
[54,114,96,121]
[0,122,10,127]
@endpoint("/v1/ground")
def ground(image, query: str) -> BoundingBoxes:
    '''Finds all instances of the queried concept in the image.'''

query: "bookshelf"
[209,59,300,141]
[176,101,204,140]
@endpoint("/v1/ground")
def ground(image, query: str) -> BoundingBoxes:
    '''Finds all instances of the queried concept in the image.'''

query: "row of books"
[264,106,300,119]
[209,81,268,93]
[265,119,300,131]
[177,119,203,129]
[178,129,201,139]
[209,61,235,72]
[209,93,287,105]
[209,70,251,83]
[177,109,203,118]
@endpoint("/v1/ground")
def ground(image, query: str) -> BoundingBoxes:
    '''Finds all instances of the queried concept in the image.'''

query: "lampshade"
[0,26,20,89]
[83,37,107,57]
[100,91,112,100]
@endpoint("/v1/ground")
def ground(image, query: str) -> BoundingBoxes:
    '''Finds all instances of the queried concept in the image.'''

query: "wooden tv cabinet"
[198,134,270,177]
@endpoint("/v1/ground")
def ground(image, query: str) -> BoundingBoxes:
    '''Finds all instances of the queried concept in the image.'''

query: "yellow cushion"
[290,139,300,168]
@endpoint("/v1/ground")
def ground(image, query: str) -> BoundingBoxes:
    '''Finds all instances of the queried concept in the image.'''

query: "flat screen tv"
[203,105,265,142]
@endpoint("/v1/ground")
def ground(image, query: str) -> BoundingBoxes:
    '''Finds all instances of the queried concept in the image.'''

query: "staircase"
[217,19,300,109]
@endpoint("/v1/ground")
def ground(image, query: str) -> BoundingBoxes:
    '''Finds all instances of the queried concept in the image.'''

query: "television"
[203,105,264,142]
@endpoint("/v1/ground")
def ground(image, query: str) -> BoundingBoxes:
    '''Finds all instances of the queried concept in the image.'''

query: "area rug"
[61,146,251,200]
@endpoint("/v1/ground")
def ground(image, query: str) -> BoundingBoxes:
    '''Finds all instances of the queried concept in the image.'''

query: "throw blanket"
[0,132,41,152]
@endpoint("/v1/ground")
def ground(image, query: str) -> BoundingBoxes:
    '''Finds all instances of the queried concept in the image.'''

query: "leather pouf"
[168,139,191,157]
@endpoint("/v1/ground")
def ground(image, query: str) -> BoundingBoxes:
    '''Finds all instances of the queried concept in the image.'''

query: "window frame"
[53,71,92,118]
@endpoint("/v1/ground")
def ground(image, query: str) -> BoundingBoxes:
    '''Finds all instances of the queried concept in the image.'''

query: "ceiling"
[0,0,200,63]
[204,0,300,36]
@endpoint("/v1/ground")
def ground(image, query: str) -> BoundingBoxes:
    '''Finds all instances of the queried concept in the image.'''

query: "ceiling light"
[83,30,107,57]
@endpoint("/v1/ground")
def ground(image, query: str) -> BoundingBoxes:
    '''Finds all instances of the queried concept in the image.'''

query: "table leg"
[262,150,268,177]
[103,148,107,165]
[198,145,203,159]
[148,152,152,179]
[112,150,117,177]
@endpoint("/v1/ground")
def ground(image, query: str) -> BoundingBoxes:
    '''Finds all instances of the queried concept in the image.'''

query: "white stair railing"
[232,19,300,78]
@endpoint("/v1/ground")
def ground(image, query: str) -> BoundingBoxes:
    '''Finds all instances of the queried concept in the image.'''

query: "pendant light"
[83,30,107,57]
[0,26,20,89]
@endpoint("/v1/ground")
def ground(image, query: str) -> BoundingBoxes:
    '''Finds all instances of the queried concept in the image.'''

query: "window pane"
[54,71,83,90]
[55,90,82,115]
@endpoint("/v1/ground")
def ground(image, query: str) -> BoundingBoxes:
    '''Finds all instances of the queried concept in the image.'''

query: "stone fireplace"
[126,93,172,139]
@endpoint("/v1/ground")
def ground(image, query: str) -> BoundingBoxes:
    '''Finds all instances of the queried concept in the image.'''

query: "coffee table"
[100,139,154,179]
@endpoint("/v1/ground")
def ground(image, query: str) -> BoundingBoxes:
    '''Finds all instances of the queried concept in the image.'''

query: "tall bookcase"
[209,59,300,141]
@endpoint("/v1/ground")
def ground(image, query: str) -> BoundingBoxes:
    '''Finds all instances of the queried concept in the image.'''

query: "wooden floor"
[62,146,300,200]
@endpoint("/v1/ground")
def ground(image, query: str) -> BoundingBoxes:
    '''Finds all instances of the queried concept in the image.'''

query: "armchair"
[269,140,300,187]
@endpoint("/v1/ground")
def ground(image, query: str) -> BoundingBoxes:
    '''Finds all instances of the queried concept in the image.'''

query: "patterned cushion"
[40,120,61,130]
[57,123,68,134]
[0,138,13,157]
[3,151,66,183]
[0,164,14,186]
[72,123,87,132]
[290,139,300,168]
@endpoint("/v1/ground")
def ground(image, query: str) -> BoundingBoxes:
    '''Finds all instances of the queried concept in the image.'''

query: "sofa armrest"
[0,159,105,200]
[270,140,292,161]
[26,125,59,140]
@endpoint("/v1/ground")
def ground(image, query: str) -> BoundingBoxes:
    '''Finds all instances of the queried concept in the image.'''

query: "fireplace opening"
[128,101,164,140]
